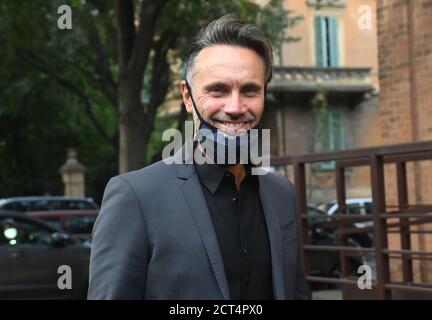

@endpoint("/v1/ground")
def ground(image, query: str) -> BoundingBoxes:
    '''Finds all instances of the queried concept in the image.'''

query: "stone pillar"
[59,148,86,198]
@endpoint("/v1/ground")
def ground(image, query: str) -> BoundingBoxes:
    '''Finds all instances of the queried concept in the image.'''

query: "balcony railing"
[306,0,346,8]
[269,66,374,93]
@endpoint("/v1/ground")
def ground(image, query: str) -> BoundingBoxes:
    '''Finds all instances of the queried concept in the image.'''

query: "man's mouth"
[214,121,251,132]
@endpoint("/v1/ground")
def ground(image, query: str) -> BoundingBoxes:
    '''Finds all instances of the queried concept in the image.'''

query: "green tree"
[0,0,302,199]
[0,50,116,201]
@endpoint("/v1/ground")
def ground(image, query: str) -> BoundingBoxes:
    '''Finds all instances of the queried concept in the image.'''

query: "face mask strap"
[185,80,207,124]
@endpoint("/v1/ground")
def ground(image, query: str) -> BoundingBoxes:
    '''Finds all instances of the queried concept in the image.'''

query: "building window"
[318,111,345,169]
[315,15,340,67]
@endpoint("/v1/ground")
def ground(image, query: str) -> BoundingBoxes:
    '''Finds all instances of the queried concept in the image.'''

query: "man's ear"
[180,80,193,113]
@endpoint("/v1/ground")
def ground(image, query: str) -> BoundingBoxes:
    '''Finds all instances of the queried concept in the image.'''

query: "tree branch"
[85,15,118,107]
[145,34,176,138]
[126,0,169,92]
[17,50,117,150]
[115,0,135,77]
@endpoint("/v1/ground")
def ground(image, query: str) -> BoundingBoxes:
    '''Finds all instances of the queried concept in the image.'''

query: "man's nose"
[223,91,244,116]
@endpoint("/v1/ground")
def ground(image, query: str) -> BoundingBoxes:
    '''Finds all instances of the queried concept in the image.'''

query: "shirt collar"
[194,162,258,194]
[194,162,226,194]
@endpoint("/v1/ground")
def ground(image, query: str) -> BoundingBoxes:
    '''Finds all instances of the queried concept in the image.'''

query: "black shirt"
[194,162,273,300]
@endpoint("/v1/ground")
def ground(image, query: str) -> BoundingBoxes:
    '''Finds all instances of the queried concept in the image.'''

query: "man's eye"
[210,88,226,96]
[243,88,258,97]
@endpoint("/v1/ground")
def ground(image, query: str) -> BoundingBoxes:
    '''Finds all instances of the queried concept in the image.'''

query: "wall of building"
[273,0,381,206]
[377,0,432,284]
[272,93,380,204]
[281,0,380,89]
[273,0,432,286]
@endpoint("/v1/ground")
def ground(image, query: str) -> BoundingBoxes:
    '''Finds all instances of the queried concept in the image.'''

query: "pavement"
[312,290,343,300]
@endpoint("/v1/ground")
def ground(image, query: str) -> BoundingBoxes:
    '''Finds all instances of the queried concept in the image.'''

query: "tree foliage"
[0,0,302,201]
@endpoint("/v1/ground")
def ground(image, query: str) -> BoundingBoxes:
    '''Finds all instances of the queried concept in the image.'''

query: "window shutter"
[315,16,327,67]
[319,111,345,170]
[328,16,340,67]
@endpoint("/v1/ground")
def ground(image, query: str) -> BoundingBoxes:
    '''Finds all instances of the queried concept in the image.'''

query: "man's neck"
[224,164,246,191]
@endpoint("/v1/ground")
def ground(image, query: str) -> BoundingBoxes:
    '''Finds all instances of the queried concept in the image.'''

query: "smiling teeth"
[221,122,246,127]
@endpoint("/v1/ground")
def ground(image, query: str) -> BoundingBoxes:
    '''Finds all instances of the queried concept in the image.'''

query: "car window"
[64,200,96,210]
[33,200,64,211]
[2,201,30,212]
[345,202,374,215]
[33,200,51,211]
[0,217,53,246]
[41,217,62,230]
[364,202,373,214]
[347,203,362,214]
[21,199,97,211]
[63,215,96,234]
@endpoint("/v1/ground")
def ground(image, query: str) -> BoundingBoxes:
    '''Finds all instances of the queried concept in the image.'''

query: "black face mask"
[185,81,264,165]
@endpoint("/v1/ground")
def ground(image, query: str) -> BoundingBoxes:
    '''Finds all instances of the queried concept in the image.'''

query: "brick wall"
[377,0,432,284]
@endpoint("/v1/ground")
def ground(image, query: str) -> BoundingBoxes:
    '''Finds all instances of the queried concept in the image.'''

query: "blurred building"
[376,0,432,284]
[377,0,432,206]
[266,0,432,285]
[265,0,380,204]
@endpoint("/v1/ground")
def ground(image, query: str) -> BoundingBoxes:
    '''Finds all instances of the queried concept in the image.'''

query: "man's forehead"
[193,45,265,81]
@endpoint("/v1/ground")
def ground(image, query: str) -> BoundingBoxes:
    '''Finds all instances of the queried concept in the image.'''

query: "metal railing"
[271,140,432,299]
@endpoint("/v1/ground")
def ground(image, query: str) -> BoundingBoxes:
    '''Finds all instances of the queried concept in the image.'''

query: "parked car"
[306,205,364,286]
[26,210,98,242]
[0,212,90,299]
[320,198,374,247]
[323,197,372,217]
[0,196,99,212]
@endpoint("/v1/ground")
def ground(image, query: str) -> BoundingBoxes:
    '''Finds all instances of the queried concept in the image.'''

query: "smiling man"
[88,14,308,300]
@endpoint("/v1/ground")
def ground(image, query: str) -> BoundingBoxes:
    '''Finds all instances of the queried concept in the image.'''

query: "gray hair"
[185,14,273,85]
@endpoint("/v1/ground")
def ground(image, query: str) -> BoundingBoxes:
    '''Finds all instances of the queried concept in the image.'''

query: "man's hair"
[185,14,273,84]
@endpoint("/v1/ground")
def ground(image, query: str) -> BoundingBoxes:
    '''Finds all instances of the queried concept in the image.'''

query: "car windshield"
[307,207,326,216]
[324,202,336,212]
[347,202,373,215]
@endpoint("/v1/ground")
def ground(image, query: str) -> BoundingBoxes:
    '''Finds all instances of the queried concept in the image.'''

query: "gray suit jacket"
[88,148,308,300]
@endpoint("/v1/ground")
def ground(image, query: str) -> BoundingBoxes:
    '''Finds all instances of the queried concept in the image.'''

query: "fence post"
[370,154,391,299]
[396,161,414,283]
[293,161,311,297]
[336,164,349,279]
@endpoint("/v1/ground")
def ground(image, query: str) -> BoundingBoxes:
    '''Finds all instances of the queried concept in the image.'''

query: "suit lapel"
[259,174,286,300]
[177,163,231,300]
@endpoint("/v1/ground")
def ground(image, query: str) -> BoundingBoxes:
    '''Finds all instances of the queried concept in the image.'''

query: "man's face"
[181,45,266,134]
